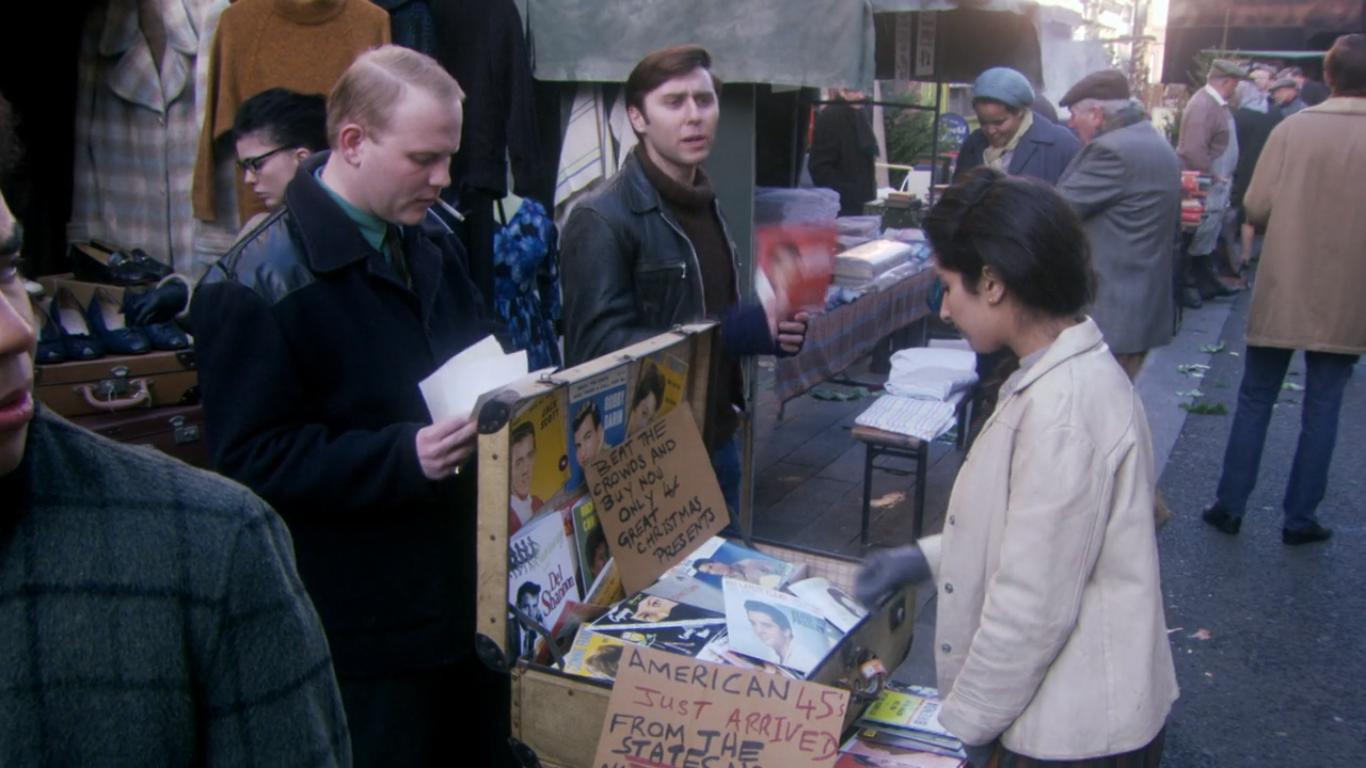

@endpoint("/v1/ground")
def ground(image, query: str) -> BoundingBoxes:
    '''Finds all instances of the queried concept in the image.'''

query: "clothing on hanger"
[71,0,212,274]
[191,0,389,224]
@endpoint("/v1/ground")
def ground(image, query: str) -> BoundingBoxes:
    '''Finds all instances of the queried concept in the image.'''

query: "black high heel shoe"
[86,287,151,355]
[49,287,104,361]
[30,296,67,365]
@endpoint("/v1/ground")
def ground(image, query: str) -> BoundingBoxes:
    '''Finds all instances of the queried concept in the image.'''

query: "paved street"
[751,284,1366,765]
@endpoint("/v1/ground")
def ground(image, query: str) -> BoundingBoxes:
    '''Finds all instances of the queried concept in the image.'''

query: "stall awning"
[525,0,876,88]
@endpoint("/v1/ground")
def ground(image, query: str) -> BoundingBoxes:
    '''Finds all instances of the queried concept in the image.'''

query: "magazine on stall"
[506,390,571,535]
[590,592,723,628]
[562,629,628,682]
[644,536,806,613]
[722,578,842,676]
[627,349,690,431]
[566,367,630,491]
[507,511,579,662]
[584,621,728,659]
[837,736,966,767]
[570,495,611,592]
[787,577,868,634]
[755,224,838,314]
[860,685,957,739]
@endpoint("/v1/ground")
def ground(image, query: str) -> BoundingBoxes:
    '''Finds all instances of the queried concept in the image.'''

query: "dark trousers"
[1214,346,1358,530]
[340,654,515,767]
[988,727,1166,767]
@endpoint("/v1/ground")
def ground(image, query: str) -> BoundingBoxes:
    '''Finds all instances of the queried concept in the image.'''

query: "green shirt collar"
[315,167,391,255]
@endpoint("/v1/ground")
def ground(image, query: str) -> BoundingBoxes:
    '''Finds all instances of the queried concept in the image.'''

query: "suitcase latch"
[169,415,200,445]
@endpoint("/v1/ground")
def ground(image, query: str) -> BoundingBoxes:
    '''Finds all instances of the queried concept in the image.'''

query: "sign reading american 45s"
[593,645,850,768]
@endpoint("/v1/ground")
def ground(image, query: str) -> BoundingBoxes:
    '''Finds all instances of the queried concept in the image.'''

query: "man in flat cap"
[1058,70,1181,380]
[1176,59,1249,307]
[1269,77,1307,118]
[954,66,1079,185]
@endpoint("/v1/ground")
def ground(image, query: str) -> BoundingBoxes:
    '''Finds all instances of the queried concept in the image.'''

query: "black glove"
[122,275,190,327]
[854,545,931,607]
[962,740,997,767]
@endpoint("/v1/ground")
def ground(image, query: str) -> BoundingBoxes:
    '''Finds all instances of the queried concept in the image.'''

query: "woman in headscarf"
[952,68,1083,439]
[954,67,1080,186]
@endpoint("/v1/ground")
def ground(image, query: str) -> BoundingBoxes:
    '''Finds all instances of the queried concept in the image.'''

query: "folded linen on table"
[886,347,978,401]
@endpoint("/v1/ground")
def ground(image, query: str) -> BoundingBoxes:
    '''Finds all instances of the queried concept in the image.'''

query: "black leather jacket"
[560,151,743,366]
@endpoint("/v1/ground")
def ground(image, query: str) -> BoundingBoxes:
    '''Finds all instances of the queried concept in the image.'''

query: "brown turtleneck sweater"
[192,0,391,223]
[637,146,743,446]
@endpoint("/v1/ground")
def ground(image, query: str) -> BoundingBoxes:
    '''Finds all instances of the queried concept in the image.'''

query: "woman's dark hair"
[233,88,328,151]
[923,167,1095,317]
[1326,34,1366,97]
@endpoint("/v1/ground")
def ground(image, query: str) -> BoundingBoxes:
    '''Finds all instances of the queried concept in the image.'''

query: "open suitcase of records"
[475,324,920,768]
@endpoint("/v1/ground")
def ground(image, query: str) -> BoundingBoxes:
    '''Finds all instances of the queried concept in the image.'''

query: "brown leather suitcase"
[34,349,198,418]
[70,404,211,469]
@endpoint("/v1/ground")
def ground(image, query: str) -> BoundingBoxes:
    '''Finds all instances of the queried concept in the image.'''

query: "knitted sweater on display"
[191,0,390,222]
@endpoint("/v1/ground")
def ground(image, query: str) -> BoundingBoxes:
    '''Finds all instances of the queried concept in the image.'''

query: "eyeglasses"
[236,145,291,174]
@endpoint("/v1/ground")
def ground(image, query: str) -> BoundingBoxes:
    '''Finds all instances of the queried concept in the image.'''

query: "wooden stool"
[852,426,930,547]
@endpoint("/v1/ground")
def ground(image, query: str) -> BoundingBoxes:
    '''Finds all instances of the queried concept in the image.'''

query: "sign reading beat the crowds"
[585,405,729,595]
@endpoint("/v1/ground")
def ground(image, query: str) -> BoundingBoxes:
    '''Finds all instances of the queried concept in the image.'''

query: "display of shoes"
[49,287,104,361]
[70,241,172,286]
[141,320,191,351]
[1201,506,1241,535]
[1282,524,1333,546]
[86,287,151,355]
[31,296,67,365]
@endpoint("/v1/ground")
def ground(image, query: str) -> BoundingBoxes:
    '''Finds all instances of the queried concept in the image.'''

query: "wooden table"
[774,266,937,415]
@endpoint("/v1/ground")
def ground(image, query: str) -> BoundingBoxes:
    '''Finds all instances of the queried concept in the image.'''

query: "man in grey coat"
[1057,70,1182,380]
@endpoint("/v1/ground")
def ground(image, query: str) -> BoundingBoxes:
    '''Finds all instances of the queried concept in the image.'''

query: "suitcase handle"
[76,378,151,412]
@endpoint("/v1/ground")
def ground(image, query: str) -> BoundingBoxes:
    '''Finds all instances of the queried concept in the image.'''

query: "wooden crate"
[475,323,916,768]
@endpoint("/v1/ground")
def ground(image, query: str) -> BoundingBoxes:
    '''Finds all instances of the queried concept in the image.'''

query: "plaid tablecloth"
[774,267,937,404]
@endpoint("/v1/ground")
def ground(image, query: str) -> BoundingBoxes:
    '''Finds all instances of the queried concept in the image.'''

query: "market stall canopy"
[1162,0,1362,82]
[525,0,876,88]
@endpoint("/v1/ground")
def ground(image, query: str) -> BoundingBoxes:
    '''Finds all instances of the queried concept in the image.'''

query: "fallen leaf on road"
[1229,352,1240,357]
[1204,672,1214,678]
[1167,627,1184,634]
[1189,628,1212,641]
[871,491,907,510]
[1180,402,1228,415]
[1176,389,1205,398]
[1200,342,1226,353]
[1177,363,1212,375]
[1282,382,1305,391]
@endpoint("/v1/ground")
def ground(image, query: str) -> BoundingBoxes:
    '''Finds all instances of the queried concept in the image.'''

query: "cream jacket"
[919,318,1178,759]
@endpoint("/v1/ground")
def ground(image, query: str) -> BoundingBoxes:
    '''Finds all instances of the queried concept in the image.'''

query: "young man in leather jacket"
[559,45,807,518]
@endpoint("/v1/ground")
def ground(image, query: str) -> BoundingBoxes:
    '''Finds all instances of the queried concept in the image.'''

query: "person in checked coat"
[1056,70,1182,380]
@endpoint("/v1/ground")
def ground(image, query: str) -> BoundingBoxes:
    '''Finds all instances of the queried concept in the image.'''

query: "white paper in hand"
[419,335,528,421]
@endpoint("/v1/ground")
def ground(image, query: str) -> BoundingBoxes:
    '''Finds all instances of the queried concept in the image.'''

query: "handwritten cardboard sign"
[593,645,850,768]
[585,405,728,595]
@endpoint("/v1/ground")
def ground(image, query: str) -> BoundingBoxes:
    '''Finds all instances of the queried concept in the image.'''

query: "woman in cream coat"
[857,168,1178,767]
